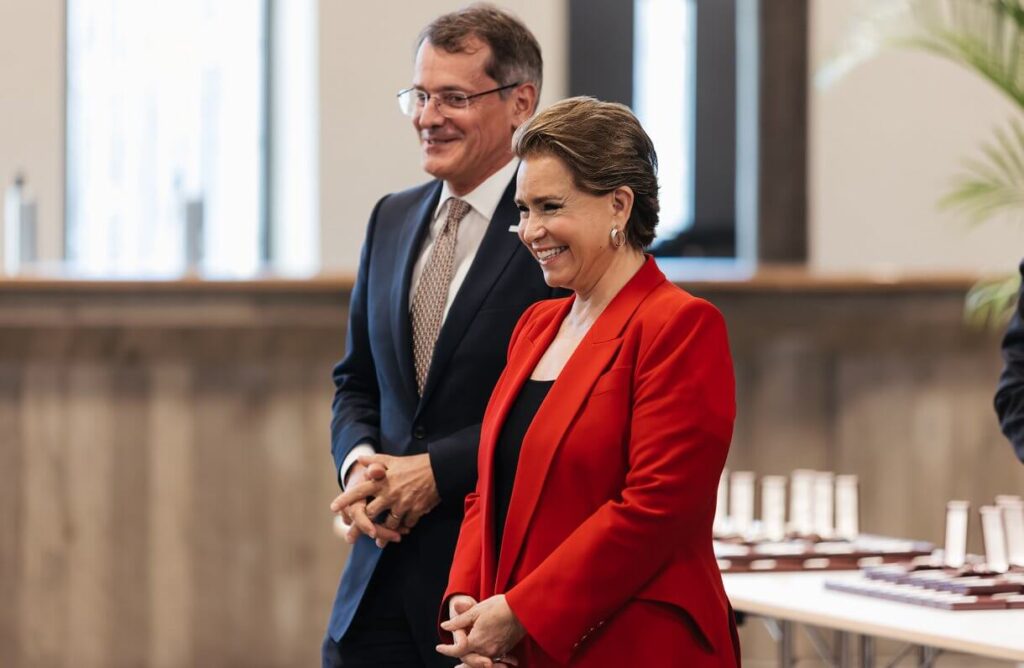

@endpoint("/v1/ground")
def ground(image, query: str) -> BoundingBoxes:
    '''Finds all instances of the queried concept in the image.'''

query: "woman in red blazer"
[436,97,739,667]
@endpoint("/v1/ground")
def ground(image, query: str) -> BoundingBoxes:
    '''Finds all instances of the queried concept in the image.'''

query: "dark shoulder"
[374,179,441,220]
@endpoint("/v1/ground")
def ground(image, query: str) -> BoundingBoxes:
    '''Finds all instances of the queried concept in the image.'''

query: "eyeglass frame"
[396,82,522,117]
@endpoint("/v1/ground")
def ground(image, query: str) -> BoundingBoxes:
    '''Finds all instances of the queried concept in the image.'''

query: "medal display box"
[715,535,933,573]
[825,497,1024,611]
[713,469,933,573]
[824,577,1024,610]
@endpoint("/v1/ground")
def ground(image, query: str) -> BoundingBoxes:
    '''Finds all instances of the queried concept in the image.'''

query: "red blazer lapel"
[478,298,570,590]
[495,256,667,592]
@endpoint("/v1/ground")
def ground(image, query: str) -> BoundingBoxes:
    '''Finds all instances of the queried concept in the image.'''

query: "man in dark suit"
[322,6,556,666]
[995,260,1024,463]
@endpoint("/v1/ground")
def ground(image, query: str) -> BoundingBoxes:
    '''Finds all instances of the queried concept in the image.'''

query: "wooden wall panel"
[0,282,1022,666]
[0,363,23,667]
[66,364,115,668]
[148,362,194,668]
[20,363,70,666]
[306,361,353,665]
[735,338,833,474]
[263,362,311,664]
[113,365,153,666]
[192,362,273,666]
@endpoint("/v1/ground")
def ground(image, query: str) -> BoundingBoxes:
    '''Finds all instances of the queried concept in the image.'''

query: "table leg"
[837,631,852,668]
[916,646,939,668]
[859,635,875,668]
[779,620,794,668]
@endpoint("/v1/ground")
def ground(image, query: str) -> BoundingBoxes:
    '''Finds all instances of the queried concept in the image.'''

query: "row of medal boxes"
[716,554,925,573]
[825,567,1024,611]
[714,533,935,572]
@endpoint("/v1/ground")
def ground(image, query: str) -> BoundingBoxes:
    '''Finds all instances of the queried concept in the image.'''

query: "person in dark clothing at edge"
[996,259,1024,463]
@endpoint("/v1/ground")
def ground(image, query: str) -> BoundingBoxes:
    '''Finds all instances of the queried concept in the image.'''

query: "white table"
[723,571,1024,667]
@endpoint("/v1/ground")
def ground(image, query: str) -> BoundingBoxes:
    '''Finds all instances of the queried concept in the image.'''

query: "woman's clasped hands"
[436,594,525,667]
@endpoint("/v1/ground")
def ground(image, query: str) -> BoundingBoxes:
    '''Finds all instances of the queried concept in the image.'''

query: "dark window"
[569,0,808,264]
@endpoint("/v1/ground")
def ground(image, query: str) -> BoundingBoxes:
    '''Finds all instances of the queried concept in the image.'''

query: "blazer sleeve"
[329,197,387,485]
[504,299,735,664]
[996,261,1024,463]
[439,301,546,638]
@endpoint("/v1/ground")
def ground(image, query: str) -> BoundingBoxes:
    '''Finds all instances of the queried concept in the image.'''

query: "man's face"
[411,38,530,195]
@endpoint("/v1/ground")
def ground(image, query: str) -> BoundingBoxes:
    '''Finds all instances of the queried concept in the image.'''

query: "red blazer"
[443,257,739,667]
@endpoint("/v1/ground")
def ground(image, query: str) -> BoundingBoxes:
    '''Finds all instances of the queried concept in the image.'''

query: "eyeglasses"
[396,82,521,117]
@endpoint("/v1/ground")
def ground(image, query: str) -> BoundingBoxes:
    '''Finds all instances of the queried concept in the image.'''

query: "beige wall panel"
[0,363,23,667]
[65,364,115,668]
[834,353,917,539]
[732,338,833,475]
[111,366,153,664]
[192,362,274,665]
[2,281,1023,665]
[263,361,320,664]
[307,359,352,656]
[148,362,195,668]
[19,363,69,665]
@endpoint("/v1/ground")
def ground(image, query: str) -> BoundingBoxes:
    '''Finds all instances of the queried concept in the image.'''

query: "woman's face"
[514,153,631,294]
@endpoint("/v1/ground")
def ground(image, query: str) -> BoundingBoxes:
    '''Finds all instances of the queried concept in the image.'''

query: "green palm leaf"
[941,119,1024,224]
[820,1,1024,329]
[818,0,1024,107]
[965,272,1021,328]
[900,0,1024,107]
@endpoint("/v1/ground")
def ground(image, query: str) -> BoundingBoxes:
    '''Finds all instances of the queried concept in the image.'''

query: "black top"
[494,379,554,556]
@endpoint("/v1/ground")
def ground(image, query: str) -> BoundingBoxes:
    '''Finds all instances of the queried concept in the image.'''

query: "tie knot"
[445,198,472,230]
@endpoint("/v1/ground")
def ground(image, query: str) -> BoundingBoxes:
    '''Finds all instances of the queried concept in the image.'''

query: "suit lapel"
[418,176,522,408]
[494,257,666,592]
[392,182,442,405]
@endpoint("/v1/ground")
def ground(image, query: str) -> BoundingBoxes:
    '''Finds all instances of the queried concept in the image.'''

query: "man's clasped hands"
[330,454,526,667]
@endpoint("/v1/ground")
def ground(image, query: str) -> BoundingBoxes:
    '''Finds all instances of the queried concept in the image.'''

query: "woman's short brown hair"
[512,96,659,249]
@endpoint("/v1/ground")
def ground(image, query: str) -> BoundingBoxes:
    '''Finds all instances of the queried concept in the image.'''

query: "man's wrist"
[340,442,376,489]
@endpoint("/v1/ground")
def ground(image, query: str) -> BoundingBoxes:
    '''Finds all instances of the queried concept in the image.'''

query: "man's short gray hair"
[418,3,543,99]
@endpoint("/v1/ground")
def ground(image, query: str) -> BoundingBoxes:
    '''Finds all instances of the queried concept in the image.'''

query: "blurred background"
[2,0,1024,665]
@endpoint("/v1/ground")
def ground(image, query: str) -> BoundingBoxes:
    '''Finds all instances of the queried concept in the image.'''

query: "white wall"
[0,0,565,275]
[809,0,1024,273]
[9,0,1016,276]
[0,0,64,266]
[318,0,567,271]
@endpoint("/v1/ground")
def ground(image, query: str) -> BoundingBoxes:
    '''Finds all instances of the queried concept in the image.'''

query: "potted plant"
[821,0,1024,327]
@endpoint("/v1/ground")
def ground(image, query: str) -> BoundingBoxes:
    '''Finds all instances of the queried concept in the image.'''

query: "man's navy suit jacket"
[327,175,558,641]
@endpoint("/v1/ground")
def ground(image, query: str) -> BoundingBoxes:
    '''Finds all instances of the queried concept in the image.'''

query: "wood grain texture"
[20,363,69,666]
[0,363,23,667]
[148,363,194,668]
[66,364,114,668]
[0,281,1021,666]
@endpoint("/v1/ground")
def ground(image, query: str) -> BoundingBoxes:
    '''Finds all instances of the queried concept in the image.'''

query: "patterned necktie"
[411,198,472,395]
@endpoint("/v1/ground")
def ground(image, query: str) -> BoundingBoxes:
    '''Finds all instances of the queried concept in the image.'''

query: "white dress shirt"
[341,159,520,487]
